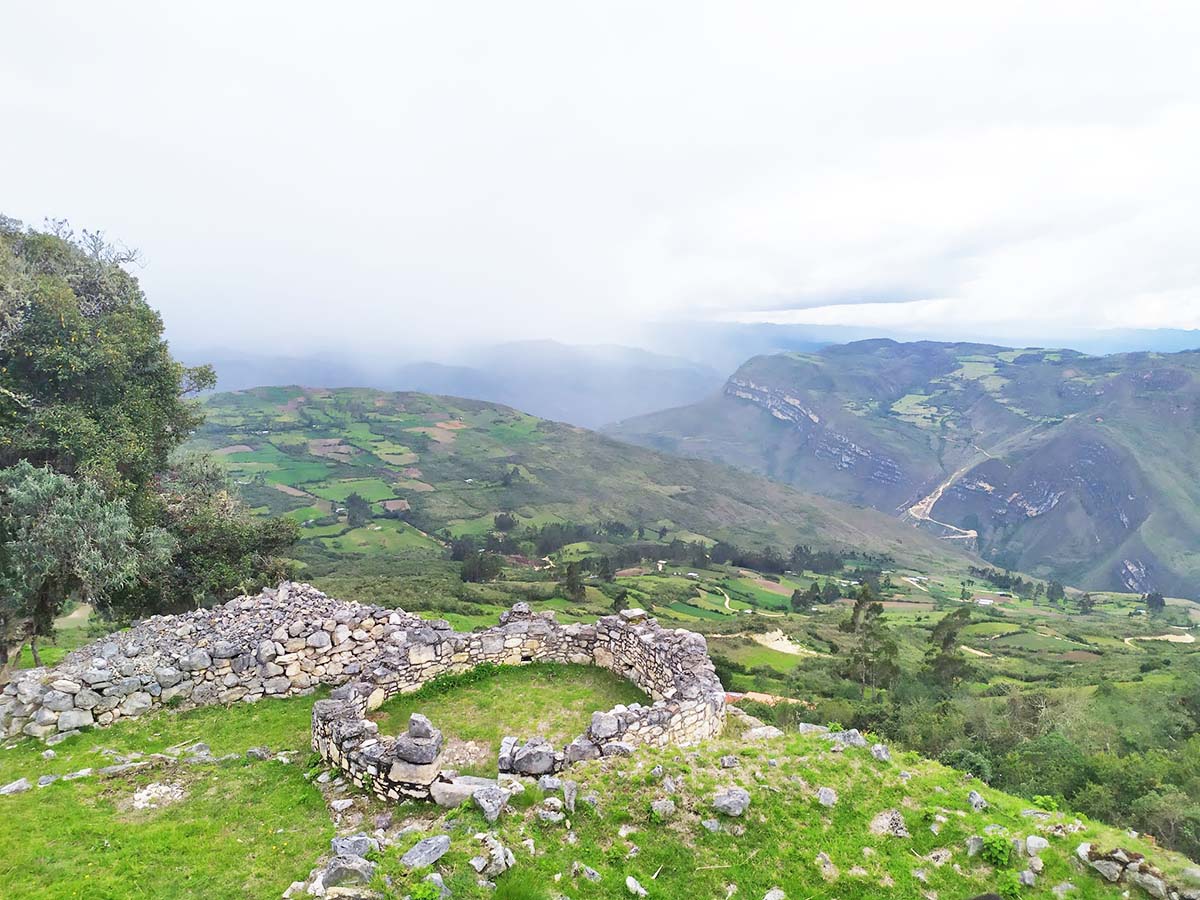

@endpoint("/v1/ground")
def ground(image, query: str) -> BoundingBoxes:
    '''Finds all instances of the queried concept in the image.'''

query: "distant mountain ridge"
[186,340,722,429]
[606,339,1200,596]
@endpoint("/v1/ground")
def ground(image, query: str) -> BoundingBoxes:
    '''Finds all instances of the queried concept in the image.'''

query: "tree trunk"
[29,635,42,667]
[0,619,35,687]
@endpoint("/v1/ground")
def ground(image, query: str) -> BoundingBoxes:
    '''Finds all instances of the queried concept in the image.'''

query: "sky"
[3,2,1200,358]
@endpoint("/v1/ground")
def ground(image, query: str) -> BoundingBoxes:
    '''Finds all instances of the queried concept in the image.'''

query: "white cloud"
[2,1,1198,354]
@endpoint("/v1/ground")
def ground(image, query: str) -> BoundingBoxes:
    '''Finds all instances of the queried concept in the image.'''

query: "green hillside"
[3,659,1200,899]
[189,386,976,576]
[607,341,1200,597]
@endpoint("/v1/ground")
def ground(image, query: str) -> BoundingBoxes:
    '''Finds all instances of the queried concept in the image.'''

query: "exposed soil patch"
[750,578,791,597]
[1124,633,1196,646]
[213,444,254,456]
[960,645,993,658]
[308,438,356,460]
[397,479,435,492]
[616,566,649,577]
[403,467,424,479]
[1061,650,1101,662]
[751,630,826,657]
[381,499,411,512]
[435,420,469,431]
[406,426,456,444]
[272,483,313,498]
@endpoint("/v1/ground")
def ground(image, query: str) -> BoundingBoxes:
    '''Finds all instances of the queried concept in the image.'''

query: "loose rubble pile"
[1076,843,1200,900]
[1,582,429,740]
[311,602,727,804]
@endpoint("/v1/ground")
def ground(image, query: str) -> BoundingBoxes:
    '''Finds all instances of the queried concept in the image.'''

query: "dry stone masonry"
[1,584,726,808]
[1,583,430,741]
[311,601,727,803]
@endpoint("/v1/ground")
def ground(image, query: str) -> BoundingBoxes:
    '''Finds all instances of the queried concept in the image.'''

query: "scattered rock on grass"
[817,787,837,807]
[0,778,31,796]
[651,798,676,819]
[868,809,910,838]
[967,790,988,811]
[470,833,514,877]
[331,833,378,858]
[401,835,451,869]
[131,782,184,810]
[713,787,751,816]
[472,785,508,824]
[626,875,648,896]
[318,855,375,889]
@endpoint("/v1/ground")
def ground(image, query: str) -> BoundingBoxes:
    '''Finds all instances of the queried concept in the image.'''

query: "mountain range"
[607,339,1200,596]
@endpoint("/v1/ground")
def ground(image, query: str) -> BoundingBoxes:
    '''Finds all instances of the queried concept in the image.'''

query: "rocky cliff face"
[725,377,910,496]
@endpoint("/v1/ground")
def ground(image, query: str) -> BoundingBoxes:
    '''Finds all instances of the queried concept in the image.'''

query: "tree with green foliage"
[925,606,974,689]
[843,599,899,698]
[461,550,502,583]
[596,555,615,582]
[0,220,296,632]
[611,588,629,614]
[0,219,214,515]
[1078,593,1096,615]
[840,582,876,633]
[114,455,298,617]
[493,511,517,532]
[822,580,840,604]
[1145,591,1166,615]
[791,582,821,613]
[1046,579,1065,604]
[561,560,586,601]
[344,492,372,528]
[0,461,174,678]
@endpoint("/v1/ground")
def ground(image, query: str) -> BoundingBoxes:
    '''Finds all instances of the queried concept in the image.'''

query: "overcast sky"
[4,2,1199,357]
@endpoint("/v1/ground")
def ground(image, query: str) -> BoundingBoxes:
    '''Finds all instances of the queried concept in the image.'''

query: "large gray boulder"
[712,787,751,816]
[401,835,451,869]
[319,855,375,888]
[331,833,379,858]
[512,737,557,775]
[473,785,509,823]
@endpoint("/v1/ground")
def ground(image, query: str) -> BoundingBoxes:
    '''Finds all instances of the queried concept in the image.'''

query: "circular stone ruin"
[0,584,726,807]
[311,602,726,805]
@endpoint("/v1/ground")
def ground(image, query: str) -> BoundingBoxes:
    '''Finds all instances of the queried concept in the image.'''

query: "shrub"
[939,748,994,783]
[996,870,1022,899]
[409,883,442,900]
[981,832,1012,868]
[1032,794,1059,811]
[735,699,777,723]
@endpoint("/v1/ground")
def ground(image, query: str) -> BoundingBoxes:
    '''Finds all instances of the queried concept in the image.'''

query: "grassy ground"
[4,660,1200,898]
[0,692,332,899]
[371,664,649,774]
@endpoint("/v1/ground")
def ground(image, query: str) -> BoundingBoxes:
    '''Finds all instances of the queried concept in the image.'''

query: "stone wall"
[1,585,726,805]
[0,583,428,740]
[309,602,726,803]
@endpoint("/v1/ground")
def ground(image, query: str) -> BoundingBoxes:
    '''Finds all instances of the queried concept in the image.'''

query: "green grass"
[371,664,649,772]
[318,519,441,554]
[308,477,400,503]
[0,693,331,900]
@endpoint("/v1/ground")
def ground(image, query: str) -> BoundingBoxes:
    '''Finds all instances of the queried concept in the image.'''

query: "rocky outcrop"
[725,377,905,487]
[310,604,727,802]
